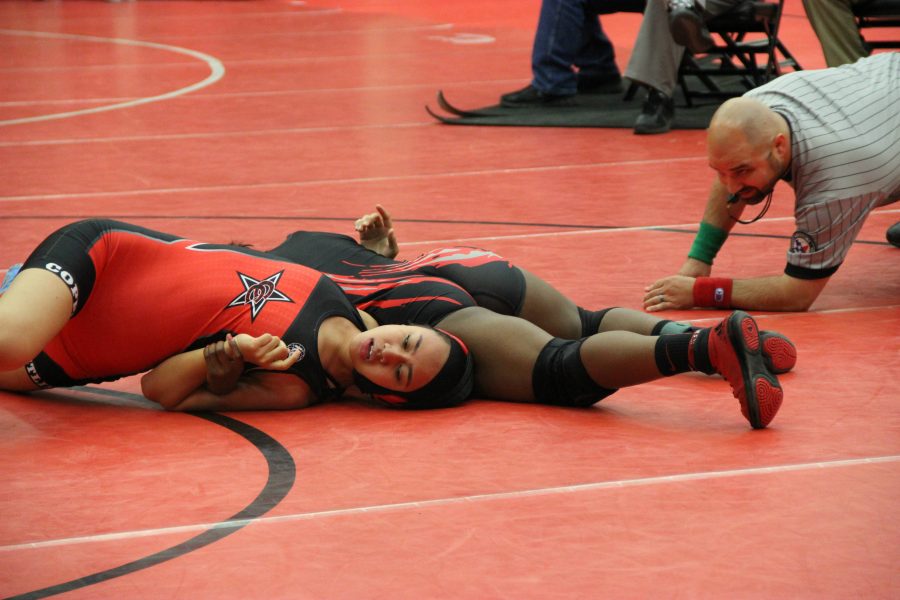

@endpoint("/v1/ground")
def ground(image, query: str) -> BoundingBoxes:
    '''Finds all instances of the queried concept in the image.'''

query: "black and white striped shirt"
[746,52,900,278]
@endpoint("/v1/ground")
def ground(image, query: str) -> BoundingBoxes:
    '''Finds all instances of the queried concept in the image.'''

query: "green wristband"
[688,222,728,265]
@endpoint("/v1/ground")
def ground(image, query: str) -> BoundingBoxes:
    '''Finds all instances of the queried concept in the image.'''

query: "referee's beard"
[742,153,789,205]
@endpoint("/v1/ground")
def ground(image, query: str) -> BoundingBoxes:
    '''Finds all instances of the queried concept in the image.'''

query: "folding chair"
[678,0,803,106]
[853,0,900,51]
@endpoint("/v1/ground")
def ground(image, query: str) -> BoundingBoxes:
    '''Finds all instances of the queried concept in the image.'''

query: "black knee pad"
[532,338,617,407]
[577,306,617,337]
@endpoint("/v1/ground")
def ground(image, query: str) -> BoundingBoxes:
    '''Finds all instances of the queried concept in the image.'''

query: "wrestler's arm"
[142,352,314,411]
[162,371,314,412]
[355,204,399,258]
[141,333,305,410]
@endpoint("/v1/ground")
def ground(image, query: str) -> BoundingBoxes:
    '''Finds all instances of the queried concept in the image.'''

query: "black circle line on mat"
[0,215,893,246]
[6,399,296,600]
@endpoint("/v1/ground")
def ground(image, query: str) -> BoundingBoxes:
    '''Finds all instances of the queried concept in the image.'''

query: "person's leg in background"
[575,0,625,93]
[502,0,622,106]
[624,0,738,134]
[624,0,683,133]
[802,0,869,67]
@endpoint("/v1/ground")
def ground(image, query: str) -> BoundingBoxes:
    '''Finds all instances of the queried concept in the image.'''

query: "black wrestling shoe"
[887,221,900,248]
[500,85,577,108]
[668,0,714,53]
[634,88,674,135]
[577,73,624,94]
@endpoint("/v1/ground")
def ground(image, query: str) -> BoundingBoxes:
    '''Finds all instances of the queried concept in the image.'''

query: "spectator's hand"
[355,204,399,258]
[678,258,712,278]
[233,333,302,370]
[643,275,696,312]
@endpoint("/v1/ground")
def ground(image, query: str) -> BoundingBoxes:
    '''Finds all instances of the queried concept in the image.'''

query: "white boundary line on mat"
[3,454,898,552]
[0,29,225,127]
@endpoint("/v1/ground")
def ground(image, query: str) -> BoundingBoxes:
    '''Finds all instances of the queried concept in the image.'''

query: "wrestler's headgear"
[352,328,475,409]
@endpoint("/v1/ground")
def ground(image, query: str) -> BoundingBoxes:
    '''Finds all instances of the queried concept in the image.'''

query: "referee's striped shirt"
[746,52,900,279]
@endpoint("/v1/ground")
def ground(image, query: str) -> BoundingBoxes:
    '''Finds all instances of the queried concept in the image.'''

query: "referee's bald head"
[708,97,782,151]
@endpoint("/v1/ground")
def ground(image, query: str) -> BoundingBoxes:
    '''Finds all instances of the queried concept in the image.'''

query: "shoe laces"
[642,88,667,110]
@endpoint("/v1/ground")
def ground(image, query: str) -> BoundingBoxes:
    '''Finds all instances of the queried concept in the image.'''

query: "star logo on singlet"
[227,270,294,321]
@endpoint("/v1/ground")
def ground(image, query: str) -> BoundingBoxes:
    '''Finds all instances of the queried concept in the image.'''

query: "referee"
[644,52,899,312]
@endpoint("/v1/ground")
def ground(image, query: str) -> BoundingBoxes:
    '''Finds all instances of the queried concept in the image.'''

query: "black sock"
[653,333,694,376]
[690,328,715,375]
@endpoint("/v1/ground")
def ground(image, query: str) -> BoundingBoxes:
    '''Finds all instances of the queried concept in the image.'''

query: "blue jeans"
[531,0,622,95]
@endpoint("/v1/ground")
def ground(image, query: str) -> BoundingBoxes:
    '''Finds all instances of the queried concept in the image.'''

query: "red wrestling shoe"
[759,330,797,374]
[696,311,783,429]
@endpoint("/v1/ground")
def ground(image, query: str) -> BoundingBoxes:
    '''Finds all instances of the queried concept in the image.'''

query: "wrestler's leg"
[518,269,673,337]
[436,307,551,401]
[594,307,680,335]
[579,331,661,387]
[0,368,41,391]
[0,269,72,371]
[436,306,664,402]
[516,269,582,338]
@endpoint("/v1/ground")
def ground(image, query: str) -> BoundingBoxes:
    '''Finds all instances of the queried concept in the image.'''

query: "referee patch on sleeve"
[790,231,817,254]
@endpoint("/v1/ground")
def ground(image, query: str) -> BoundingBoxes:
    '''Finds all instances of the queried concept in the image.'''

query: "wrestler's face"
[350,325,450,392]
[708,137,788,204]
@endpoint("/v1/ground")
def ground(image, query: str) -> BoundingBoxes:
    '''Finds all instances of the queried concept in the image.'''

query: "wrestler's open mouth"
[361,338,374,360]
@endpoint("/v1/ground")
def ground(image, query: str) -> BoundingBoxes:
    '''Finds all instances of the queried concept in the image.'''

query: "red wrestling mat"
[1,1,898,598]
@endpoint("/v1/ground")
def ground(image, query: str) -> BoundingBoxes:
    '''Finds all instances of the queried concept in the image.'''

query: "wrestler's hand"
[204,333,245,395]
[643,275,696,312]
[233,333,302,370]
[355,204,399,258]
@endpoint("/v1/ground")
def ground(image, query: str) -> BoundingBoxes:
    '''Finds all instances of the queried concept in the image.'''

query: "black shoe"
[500,85,577,108]
[888,221,900,248]
[668,0,714,54]
[577,72,624,95]
[634,88,674,135]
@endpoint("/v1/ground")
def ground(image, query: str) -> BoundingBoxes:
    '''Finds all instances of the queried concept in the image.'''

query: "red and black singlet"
[23,220,362,399]
[267,231,526,327]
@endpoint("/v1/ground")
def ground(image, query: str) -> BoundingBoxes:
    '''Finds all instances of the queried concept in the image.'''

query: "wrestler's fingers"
[375,204,392,225]
[226,334,243,360]
[249,333,275,350]
[355,213,382,232]
[268,348,303,370]
[250,343,279,364]
[258,337,289,361]
[207,341,230,367]
[240,334,273,362]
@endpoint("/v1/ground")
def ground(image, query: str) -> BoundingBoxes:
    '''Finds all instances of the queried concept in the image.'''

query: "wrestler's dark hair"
[352,327,475,409]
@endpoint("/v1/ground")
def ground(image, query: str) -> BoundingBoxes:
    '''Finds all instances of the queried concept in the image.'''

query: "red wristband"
[693,277,733,308]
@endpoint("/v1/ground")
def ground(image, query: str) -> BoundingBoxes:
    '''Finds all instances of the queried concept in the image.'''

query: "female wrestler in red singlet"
[0,220,473,411]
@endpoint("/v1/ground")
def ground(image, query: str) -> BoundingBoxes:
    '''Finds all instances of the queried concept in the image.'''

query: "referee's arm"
[731,273,831,312]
